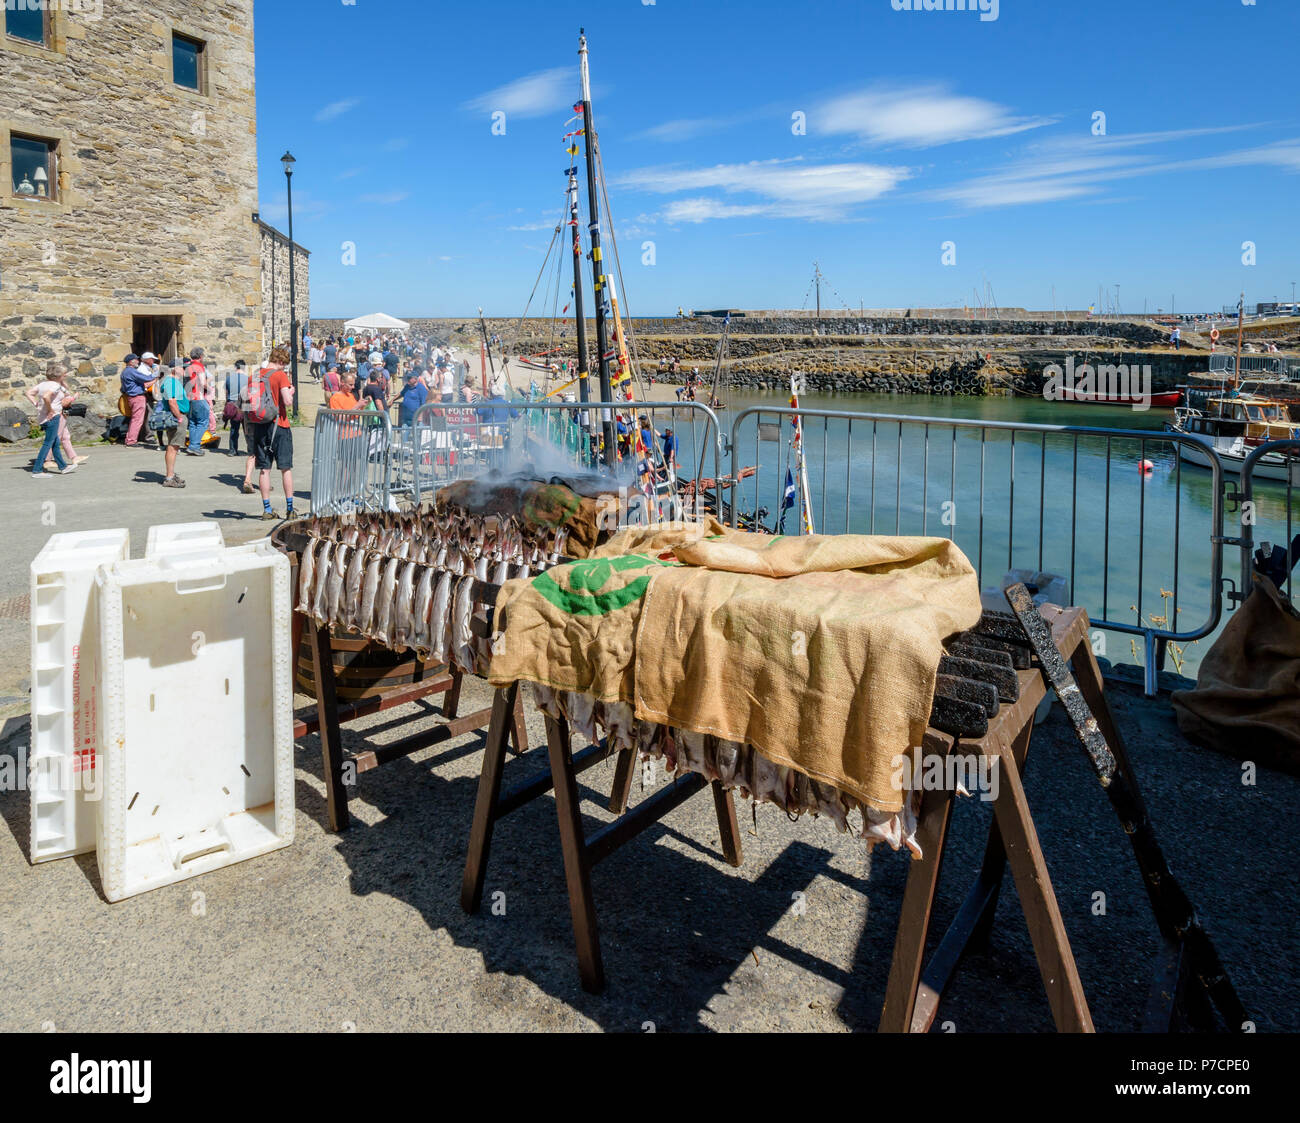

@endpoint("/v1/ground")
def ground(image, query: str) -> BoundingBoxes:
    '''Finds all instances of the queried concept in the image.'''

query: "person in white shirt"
[29,367,77,478]
[439,364,455,403]
[26,362,87,470]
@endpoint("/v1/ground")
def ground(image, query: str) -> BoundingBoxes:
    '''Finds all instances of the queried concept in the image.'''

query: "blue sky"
[253,0,1299,318]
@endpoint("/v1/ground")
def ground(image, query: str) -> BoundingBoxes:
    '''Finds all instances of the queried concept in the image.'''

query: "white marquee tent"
[342,312,410,333]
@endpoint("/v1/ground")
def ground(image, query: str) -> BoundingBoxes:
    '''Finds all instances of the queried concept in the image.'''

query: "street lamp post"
[281,150,299,419]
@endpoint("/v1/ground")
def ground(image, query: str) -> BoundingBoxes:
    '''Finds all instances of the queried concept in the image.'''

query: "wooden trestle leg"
[307,618,350,833]
[460,684,519,914]
[608,749,637,815]
[878,737,957,1033]
[544,713,605,994]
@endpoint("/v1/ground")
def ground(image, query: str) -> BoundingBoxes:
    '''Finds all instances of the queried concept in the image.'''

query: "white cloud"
[360,192,409,205]
[661,198,771,223]
[817,84,1052,148]
[315,98,360,123]
[635,116,730,142]
[382,137,410,152]
[259,194,330,222]
[619,158,911,221]
[930,133,1300,210]
[464,67,573,120]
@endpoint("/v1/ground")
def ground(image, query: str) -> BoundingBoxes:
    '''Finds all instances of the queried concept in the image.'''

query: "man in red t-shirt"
[252,344,296,520]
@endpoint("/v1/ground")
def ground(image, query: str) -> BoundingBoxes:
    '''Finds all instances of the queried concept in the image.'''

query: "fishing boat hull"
[1173,431,1296,481]
[1058,388,1183,408]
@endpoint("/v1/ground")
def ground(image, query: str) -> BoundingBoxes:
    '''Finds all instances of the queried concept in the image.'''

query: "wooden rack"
[281,528,527,833]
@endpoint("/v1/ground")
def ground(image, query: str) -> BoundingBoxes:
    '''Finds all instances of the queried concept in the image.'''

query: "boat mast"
[1233,290,1243,393]
[579,29,618,466]
[477,307,495,397]
[566,164,591,408]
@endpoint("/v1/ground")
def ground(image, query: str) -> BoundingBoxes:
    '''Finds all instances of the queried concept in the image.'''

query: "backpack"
[242,366,278,425]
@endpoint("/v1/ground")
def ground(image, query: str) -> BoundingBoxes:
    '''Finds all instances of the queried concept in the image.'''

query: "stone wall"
[0,1,262,410]
[312,315,1168,346]
[258,220,310,349]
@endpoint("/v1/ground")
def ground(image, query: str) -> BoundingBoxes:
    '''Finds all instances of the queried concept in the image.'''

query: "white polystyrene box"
[94,540,295,901]
[145,522,225,561]
[28,529,131,863]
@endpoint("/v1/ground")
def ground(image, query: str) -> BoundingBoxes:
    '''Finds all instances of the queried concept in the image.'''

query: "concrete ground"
[0,665,1295,1032]
[0,412,1295,1032]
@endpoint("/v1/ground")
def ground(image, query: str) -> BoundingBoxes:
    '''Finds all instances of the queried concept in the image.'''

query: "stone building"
[257,218,310,350]
[0,0,309,409]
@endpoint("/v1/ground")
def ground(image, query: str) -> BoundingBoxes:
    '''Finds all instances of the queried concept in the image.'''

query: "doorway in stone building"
[132,315,182,363]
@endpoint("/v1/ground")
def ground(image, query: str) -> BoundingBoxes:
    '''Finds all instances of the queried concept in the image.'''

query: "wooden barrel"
[295,627,449,702]
[270,520,449,703]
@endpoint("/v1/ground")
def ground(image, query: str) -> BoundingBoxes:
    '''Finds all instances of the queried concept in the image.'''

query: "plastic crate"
[28,529,131,863]
[95,540,295,901]
[145,522,225,561]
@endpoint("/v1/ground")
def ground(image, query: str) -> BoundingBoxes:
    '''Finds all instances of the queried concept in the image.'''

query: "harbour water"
[667,388,1295,679]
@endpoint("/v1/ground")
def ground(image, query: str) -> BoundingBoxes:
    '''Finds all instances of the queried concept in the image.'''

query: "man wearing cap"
[119,353,151,447]
[661,426,678,471]
[394,370,428,429]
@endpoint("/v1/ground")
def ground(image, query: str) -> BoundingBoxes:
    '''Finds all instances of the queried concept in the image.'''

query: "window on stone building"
[172,32,206,92]
[10,134,58,201]
[4,4,48,46]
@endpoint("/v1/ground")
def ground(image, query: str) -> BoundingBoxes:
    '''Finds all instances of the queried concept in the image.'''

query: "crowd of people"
[31,323,678,519]
[113,343,297,518]
[52,327,505,515]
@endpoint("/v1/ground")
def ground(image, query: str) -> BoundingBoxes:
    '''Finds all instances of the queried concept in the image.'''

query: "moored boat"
[1166,383,1300,479]
[1058,387,1183,408]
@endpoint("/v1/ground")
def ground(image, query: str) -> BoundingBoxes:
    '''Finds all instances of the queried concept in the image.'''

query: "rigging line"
[508,200,565,380]
[539,196,566,380]
[593,135,650,406]
[595,143,675,489]
[545,222,565,389]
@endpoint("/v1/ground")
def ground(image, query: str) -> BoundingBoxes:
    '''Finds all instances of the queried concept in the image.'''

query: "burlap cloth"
[489,521,981,813]
[1172,575,1300,774]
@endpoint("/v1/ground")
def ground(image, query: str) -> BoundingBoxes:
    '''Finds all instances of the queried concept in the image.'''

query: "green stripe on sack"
[533,572,654,615]
[531,554,672,616]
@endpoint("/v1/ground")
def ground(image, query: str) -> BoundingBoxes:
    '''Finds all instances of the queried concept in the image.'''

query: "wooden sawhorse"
[880,606,1092,1031]
[460,682,744,994]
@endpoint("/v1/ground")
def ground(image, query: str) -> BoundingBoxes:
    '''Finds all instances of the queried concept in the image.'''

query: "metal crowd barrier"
[307,391,1300,696]
[1208,353,1289,378]
[1235,439,1300,604]
[405,399,723,524]
[727,406,1229,695]
[310,407,394,515]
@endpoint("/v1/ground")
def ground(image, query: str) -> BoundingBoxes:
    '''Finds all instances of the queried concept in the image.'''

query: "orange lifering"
[1211,329,1220,342]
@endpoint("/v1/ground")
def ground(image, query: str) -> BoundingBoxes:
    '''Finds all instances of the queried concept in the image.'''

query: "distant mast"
[578,29,618,465]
